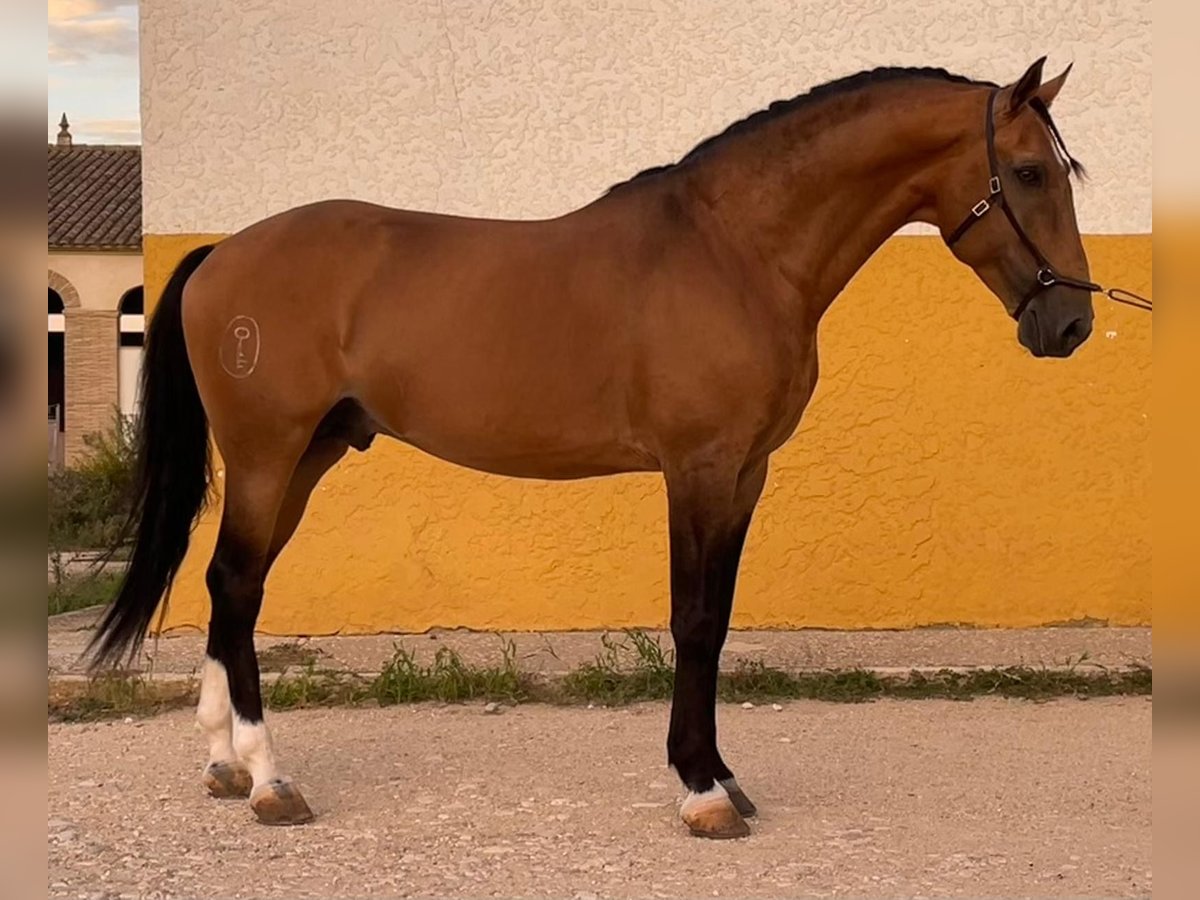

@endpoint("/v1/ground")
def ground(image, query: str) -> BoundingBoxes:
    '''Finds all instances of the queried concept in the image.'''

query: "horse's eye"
[1015,166,1044,187]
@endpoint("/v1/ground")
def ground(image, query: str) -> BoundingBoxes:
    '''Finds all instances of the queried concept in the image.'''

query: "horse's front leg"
[664,456,767,839]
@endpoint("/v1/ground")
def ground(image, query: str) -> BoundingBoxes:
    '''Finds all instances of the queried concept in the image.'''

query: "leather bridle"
[945,89,1151,320]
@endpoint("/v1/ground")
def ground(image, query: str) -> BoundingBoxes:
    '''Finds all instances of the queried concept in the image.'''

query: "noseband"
[945,89,1151,319]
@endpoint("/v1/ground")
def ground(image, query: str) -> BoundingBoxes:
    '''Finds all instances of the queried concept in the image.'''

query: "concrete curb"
[51,610,1152,680]
[48,661,1152,688]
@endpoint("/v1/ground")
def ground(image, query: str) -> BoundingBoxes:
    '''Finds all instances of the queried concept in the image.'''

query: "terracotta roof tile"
[47,144,142,250]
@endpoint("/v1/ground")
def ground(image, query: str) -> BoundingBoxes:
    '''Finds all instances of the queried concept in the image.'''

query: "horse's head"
[939,58,1093,358]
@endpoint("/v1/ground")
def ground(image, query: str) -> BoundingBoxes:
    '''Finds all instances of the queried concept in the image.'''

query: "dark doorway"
[49,288,65,431]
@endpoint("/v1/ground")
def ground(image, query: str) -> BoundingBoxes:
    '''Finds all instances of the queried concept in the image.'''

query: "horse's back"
[180,198,662,476]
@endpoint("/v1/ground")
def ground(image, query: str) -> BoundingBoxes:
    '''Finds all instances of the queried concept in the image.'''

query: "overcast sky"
[48,0,141,144]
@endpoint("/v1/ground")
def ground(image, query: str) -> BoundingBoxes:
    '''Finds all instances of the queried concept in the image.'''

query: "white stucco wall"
[141,0,1151,236]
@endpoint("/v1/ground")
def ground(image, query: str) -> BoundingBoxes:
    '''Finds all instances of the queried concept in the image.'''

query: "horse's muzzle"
[1018,300,1093,359]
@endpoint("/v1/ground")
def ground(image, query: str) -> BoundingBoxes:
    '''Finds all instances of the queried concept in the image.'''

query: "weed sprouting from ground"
[558,630,675,704]
[263,664,366,709]
[50,672,195,723]
[720,662,887,703]
[370,640,531,705]
[901,662,1154,701]
[264,640,532,709]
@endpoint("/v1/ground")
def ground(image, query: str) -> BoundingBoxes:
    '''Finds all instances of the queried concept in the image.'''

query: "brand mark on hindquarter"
[219,316,261,378]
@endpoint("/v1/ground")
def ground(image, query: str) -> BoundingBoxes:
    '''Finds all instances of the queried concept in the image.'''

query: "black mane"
[606,66,996,193]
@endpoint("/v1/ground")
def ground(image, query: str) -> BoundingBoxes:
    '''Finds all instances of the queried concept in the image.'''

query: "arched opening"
[49,288,66,468]
[48,269,80,310]
[118,286,145,419]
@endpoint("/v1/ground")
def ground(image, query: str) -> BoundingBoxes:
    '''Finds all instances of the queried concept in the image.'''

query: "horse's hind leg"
[198,446,318,802]
[198,413,359,820]
[200,448,316,825]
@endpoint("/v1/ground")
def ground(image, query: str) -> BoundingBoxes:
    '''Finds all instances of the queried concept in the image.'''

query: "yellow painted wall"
[146,232,1151,634]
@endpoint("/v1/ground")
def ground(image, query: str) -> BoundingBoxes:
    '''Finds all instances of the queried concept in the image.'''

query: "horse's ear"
[1003,56,1048,113]
[1032,62,1073,108]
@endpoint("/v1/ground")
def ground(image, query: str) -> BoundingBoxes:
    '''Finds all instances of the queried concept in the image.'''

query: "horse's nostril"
[1060,316,1091,348]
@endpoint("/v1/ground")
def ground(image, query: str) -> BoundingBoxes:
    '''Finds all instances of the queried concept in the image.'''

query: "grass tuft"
[558,630,675,704]
[263,663,366,710]
[720,661,887,703]
[370,640,531,705]
[49,672,195,723]
[263,640,533,710]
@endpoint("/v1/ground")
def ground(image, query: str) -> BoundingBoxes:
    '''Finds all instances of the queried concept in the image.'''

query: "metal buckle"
[989,176,1002,195]
[1036,267,1057,287]
[971,199,990,217]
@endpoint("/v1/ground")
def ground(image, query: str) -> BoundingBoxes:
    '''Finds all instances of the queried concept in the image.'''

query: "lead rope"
[1104,287,1152,312]
[1026,270,1153,319]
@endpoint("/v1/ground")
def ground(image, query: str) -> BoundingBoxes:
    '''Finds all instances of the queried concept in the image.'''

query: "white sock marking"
[233,715,280,787]
[196,657,235,764]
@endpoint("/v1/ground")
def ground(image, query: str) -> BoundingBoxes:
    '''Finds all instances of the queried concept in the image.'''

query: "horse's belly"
[391,431,659,480]
[361,372,658,480]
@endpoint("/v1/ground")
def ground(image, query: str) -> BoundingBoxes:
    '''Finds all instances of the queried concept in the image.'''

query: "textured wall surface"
[147,234,1151,633]
[142,1,1151,632]
[142,0,1152,234]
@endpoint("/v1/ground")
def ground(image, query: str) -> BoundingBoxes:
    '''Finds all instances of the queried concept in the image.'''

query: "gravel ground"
[48,697,1150,899]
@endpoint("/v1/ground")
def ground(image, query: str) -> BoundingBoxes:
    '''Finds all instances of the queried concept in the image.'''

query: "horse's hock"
[140,0,1150,636]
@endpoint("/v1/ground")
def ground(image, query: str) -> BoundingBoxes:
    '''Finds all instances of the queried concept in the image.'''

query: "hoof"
[720,778,758,819]
[250,779,314,826]
[203,761,252,799]
[681,785,751,840]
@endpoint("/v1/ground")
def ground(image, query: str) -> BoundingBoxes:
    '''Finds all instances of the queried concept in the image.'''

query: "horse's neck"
[694,86,977,322]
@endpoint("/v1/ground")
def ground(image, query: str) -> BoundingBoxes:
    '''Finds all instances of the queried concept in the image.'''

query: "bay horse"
[92,59,1097,838]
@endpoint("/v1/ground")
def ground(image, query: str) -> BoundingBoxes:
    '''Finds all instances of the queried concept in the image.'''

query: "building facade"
[48,117,144,466]
[141,1,1151,634]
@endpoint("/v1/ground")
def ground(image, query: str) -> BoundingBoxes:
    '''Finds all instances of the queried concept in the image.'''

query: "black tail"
[88,244,217,669]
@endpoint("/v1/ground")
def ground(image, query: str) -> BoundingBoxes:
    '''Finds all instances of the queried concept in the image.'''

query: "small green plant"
[559,630,675,704]
[51,672,195,723]
[264,663,367,710]
[719,661,869,703]
[370,640,529,705]
[262,640,532,711]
